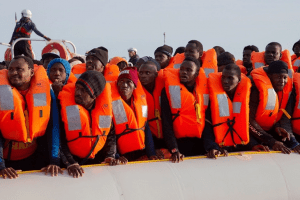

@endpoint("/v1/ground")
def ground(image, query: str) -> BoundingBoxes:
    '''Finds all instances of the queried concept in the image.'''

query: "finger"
[73,170,77,178]
[55,166,58,176]
[11,168,19,177]
[68,169,72,176]
[224,150,229,157]
[180,154,184,161]
[78,168,83,177]
[81,168,85,174]
[1,172,6,179]
[6,169,15,179]
[40,167,46,172]
[59,168,64,174]
[266,146,270,152]
[45,166,50,175]
[275,128,281,136]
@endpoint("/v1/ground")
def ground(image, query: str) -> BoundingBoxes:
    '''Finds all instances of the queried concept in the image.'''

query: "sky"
[0,0,300,61]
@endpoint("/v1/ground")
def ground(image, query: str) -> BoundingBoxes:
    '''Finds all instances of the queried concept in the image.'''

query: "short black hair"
[266,42,282,52]
[183,56,201,70]
[140,61,158,71]
[174,47,185,56]
[69,56,85,64]
[11,55,34,69]
[244,45,259,52]
[187,40,203,52]
[33,60,43,65]
[217,52,235,67]
[213,46,225,56]
[224,63,241,78]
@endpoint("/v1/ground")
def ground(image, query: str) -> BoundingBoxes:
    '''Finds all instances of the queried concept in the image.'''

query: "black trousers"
[13,40,33,59]
[177,137,205,157]
[5,150,39,171]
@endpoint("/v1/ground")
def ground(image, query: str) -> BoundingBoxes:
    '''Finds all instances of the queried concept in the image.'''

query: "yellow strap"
[155,109,161,120]
[280,109,291,119]
[24,110,31,143]
[195,103,201,123]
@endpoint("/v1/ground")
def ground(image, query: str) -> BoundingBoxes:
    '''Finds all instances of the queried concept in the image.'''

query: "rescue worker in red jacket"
[111,67,158,161]
[203,64,269,159]
[9,10,51,59]
[249,60,300,154]
[154,45,173,69]
[161,57,209,163]
[0,56,62,179]
[59,71,121,178]
[291,40,300,72]
[236,45,259,76]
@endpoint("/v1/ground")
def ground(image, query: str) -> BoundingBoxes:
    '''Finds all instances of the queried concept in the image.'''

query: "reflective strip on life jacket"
[204,68,215,78]
[112,99,128,125]
[294,60,300,67]
[217,94,230,117]
[0,85,14,110]
[173,64,181,69]
[169,85,181,109]
[99,115,112,128]
[66,105,82,131]
[255,62,265,68]
[203,94,209,106]
[33,93,47,107]
[233,102,241,114]
[265,89,277,110]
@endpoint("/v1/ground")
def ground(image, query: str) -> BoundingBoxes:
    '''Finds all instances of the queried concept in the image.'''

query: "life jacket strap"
[171,110,180,122]
[67,131,107,143]
[7,141,13,162]
[79,134,101,165]
[116,123,146,140]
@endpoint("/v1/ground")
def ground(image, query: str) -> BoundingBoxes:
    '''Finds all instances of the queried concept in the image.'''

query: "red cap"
[117,67,138,86]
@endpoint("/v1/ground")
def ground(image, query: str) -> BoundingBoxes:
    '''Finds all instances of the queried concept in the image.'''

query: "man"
[41,52,60,69]
[0,56,61,179]
[172,40,217,77]
[59,71,120,178]
[135,56,160,70]
[203,64,269,158]
[173,47,185,56]
[128,48,139,65]
[291,40,300,72]
[9,10,51,59]
[71,47,119,82]
[109,56,128,71]
[236,45,259,76]
[249,60,300,154]
[111,67,157,161]
[68,56,85,69]
[161,57,209,162]
[154,45,173,69]
[213,46,225,56]
[138,61,167,154]
[217,52,236,73]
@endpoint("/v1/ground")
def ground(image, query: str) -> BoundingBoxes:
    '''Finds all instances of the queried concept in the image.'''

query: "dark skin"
[117,77,136,104]
[4,58,63,178]
[218,65,226,73]
[243,49,253,68]
[293,44,300,58]
[43,56,57,69]
[135,59,145,70]
[207,69,270,159]
[138,63,158,93]
[184,43,203,62]
[264,45,282,65]
[179,60,198,87]
[86,55,105,73]
[117,61,128,71]
[155,52,170,69]
[49,63,67,97]
[8,58,34,91]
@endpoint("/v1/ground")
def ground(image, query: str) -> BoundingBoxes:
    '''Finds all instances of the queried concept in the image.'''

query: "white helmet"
[21,9,32,19]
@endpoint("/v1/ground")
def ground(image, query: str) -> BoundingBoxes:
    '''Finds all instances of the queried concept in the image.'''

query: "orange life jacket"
[251,50,294,78]
[59,83,112,159]
[291,54,300,73]
[0,66,51,142]
[235,60,247,75]
[110,81,147,155]
[71,63,119,82]
[164,68,209,138]
[292,73,300,135]
[168,49,218,78]
[208,73,251,147]
[251,67,292,131]
[143,70,164,139]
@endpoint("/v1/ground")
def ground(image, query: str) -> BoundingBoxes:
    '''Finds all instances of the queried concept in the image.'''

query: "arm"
[144,122,156,158]
[160,88,178,152]
[0,133,5,170]
[31,22,50,40]
[9,25,18,44]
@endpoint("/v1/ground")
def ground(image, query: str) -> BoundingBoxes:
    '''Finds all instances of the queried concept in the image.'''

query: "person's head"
[128,48,137,58]
[75,71,106,109]
[174,46,185,56]
[243,45,259,66]
[264,42,282,65]
[85,47,108,73]
[117,67,138,101]
[213,46,225,56]
[185,40,203,60]
[135,56,160,71]
[42,53,60,69]
[217,52,235,72]
[154,45,173,69]
[21,9,32,19]
[0,61,9,70]
[8,55,34,90]
[292,40,300,57]
[267,60,288,91]
[179,57,200,87]
[47,58,71,85]
[221,64,241,93]
[109,57,128,71]
[138,61,158,87]
[68,56,85,68]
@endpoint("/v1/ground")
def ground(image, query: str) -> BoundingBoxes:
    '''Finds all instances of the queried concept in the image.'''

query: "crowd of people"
[1,10,300,179]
